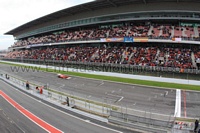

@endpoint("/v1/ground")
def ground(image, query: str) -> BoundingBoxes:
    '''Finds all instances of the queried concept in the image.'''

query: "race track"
[0,80,138,133]
[0,63,200,118]
[0,96,46,133]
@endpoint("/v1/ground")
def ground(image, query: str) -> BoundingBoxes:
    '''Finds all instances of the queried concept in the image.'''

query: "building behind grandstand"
[0,49,8,58]
[3,0,200,77]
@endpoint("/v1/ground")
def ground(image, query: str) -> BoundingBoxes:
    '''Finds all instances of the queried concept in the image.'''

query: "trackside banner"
[133,37,148,42]
[100,37,148,42]
[172,38,182,42]
[100,38,124,42]
[124,37,134,42]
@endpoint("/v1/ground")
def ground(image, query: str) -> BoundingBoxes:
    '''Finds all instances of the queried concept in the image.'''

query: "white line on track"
[174,89,181,117]
[117,97,124,102]
[2,80,123,133]
[97,81,104,87]
[165,91,168,96]
[106,93,124,103]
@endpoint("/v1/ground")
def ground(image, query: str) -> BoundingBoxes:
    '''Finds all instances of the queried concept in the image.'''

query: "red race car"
[57,74,71,79]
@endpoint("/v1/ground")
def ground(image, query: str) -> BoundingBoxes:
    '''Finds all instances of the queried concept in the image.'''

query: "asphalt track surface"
[0,80,140,133]
[0,96,46,133]
[1,64,200,118]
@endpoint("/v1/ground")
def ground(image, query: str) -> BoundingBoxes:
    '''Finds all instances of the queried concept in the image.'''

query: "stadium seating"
[5,21,200,70]
[10,22,200,48]
[5,44,200,69]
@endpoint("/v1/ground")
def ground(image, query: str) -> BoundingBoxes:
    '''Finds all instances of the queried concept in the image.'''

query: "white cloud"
[0,0,94,50]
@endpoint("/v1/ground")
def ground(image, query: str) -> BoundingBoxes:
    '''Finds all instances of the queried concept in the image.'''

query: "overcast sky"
[0,0,94,50]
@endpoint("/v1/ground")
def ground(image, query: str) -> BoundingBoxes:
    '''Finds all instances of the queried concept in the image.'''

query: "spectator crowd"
[5,22,200,70]
[11,22,200,48]
[5,44,200,69]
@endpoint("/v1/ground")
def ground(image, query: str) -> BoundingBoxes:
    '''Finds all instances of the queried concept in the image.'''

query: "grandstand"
[3,0,200,79]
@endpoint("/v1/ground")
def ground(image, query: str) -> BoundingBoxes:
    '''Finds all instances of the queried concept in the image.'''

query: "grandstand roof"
[5,0,200,35]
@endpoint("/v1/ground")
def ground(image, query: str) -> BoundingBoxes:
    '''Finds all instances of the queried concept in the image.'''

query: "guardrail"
[109,110,173,133]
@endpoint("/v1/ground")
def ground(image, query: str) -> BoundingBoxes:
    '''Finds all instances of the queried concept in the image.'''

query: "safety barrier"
[108,110,173,132]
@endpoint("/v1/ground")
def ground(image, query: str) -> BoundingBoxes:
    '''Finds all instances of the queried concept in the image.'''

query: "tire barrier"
[173,121,194,131]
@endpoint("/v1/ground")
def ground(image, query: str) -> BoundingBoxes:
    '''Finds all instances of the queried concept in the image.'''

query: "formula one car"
[57,74,71,79]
